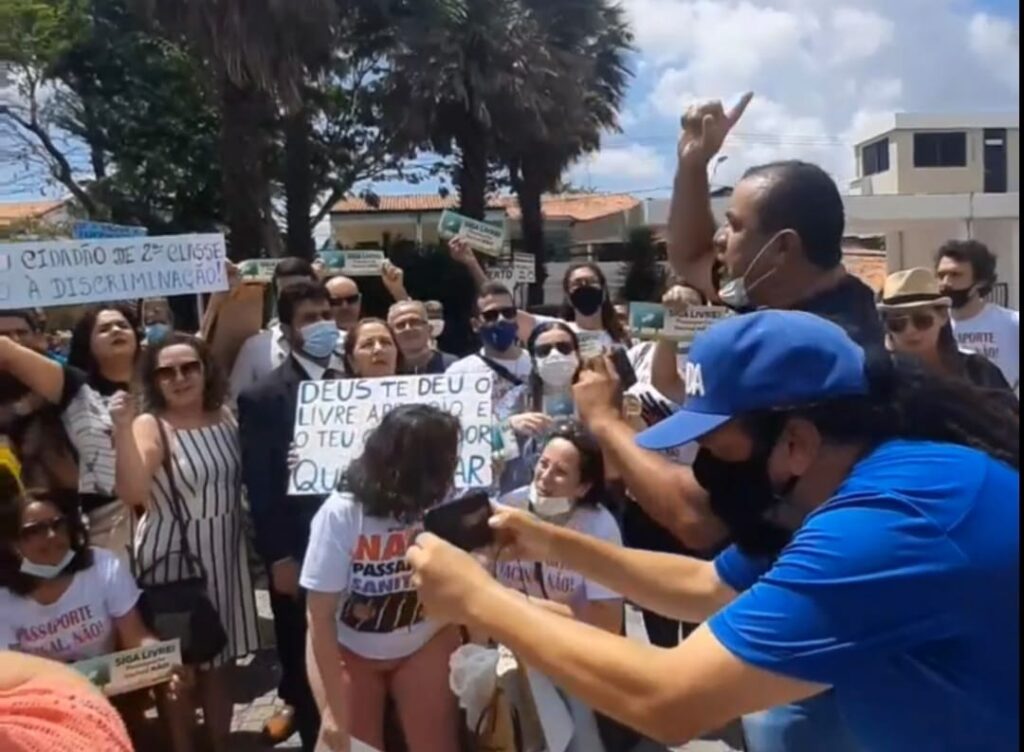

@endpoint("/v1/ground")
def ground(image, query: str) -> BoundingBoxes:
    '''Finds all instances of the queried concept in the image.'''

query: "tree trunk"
[284,106,316,259]
[455,115,488,220]
[220,78,268,262]
[517,158,548,306]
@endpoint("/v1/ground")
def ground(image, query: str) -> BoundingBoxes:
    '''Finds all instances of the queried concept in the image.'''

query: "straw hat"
[877,267,951,311]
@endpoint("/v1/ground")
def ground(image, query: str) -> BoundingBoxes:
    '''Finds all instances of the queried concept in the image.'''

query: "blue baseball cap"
[636,310,869,450]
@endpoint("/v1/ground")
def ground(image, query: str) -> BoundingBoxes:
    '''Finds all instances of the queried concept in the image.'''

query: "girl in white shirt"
[302,404,463,752]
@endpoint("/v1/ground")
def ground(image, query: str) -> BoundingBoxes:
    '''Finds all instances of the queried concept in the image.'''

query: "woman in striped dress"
[113,333,258,752]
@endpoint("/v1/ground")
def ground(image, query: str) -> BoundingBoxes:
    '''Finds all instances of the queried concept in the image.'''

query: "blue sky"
[1,0,1020,204]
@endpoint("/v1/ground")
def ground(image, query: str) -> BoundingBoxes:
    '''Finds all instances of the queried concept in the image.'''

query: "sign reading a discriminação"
[0,234,227,309]
[288,373,494,495]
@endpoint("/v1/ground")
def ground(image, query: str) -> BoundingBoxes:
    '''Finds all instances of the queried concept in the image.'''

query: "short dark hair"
[473,282,515,318]
[742,160,845,270]
[936,240,998,295]
[543,419,606,508]
[138,333,226,413]
[278,280,330,327]
[0,309,41,331]
[343,318,404,375]
[68,304,142,376]
[0,475,93,597]
[344,405,461,523]
[273,257,316,282]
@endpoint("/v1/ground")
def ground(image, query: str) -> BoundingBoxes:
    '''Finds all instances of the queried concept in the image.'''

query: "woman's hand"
[287,441,300,473]
[318,710,350,752]
[488,504,557,563]
[448,237,475,266]
[109,391,137,430]
[509,412,552,437]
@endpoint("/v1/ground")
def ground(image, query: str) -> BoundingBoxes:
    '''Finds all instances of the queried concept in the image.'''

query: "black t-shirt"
[402,350,458,376]
[795,274,887,359]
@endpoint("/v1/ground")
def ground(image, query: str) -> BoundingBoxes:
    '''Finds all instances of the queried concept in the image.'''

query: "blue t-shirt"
[710,440,1019,752]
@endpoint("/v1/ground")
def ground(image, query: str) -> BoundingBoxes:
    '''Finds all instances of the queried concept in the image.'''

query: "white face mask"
[536,352,579,388]
[429,320,446,339]
[19,550,75,580]
[718,230,792,311]
[528,483,573,519]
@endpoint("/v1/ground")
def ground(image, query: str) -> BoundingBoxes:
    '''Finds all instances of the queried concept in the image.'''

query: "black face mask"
[692,442,797,558]
[941,286,974,310]
[569,286,604,317]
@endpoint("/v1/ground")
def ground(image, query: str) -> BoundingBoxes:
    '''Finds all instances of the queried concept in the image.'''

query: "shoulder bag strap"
[478,356,524,387]
[151,419,204,581]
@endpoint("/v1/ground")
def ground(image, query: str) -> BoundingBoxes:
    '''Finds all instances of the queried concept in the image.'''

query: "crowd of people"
[0,91,1019,752]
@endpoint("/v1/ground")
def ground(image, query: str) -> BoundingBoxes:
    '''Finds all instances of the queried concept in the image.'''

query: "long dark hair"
[344,405,461,523]
[138,333,226,413]
[0,470,93,597]
[542,420,606,508]
[67,304,142,379]
[559,263,628,344]
[754,353,1019,469]
[526,321,581,412]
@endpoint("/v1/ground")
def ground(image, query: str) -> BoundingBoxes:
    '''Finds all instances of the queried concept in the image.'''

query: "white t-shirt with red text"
[952,304,1019,391]
[301,491,443,660]
[0,548,141,662]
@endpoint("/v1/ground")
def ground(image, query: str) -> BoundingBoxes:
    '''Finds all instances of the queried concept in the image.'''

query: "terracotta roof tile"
[0,200,67,226]
[331,193,640,223]
[843,250,888,292]
[331,194,506,214]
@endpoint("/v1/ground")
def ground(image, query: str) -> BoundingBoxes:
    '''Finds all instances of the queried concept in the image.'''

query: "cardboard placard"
[72,639,181,697]
[318,250,386,277]
[289,374,494,495]
[0,234,227,308]
[438,210,505,257]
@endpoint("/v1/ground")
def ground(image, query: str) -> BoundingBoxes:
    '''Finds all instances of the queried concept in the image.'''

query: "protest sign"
[238,258,280,284]
[628,303,665,340]
[489,253,536,285]
[318,250,386,277]
[0,234,227,309]
[289,373,494,495]
[662,306,730,344]
[72,639,181,697]
[576,331,607,360]
[72,221,148,239]
[438,210,505,257]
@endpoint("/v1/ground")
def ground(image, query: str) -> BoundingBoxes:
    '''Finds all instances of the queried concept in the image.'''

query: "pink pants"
[339,627,461,752]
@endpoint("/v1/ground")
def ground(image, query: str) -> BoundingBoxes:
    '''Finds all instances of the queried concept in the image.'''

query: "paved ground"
[218,591,743,752]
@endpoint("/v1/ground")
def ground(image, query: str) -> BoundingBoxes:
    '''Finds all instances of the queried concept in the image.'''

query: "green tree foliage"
[620,226,667,304]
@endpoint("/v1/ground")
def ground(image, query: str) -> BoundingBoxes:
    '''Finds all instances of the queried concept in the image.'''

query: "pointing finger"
[727,92,754,127]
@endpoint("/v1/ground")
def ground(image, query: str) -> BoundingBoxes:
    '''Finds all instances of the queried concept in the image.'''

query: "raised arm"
[112,406,164,509]
[0,337,65,404]
[668,93,752,299]
[448,238,489,292]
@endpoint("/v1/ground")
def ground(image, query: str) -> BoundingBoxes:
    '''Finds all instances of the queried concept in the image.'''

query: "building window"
[986,282,1009,308]
[913,132,967,168]
[861,139,890,176]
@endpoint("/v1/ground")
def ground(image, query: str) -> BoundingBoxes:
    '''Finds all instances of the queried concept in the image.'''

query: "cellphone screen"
[423,491,494,552]
[609,347,638,390]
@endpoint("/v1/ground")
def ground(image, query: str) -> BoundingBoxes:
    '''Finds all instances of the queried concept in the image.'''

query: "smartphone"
[609,346,638,391]
[424,491,494,552]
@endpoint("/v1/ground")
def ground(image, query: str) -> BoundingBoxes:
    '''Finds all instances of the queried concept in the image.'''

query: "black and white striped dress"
[134,412,260,665]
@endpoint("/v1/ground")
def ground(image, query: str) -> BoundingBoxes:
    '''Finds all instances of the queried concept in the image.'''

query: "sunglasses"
[154,360,203,382]
[885,313,936,334]
[20,516,69,541]
[480,307,518,324]
[534,342,575,357]
[330,293,362,307]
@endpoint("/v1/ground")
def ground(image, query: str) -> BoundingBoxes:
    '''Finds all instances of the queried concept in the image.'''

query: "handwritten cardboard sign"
[71,221,148,239]
[0,234,227,308]
[318,250,386,277]
[289,373,494,495]
[438,210,505,257]
[72,639,181,697]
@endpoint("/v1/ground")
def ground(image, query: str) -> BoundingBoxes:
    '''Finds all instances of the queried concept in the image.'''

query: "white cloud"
[968,13,1020,91]
[828,7,895,65]
[569,144,669,187]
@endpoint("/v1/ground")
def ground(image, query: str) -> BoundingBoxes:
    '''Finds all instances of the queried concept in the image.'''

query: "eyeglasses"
[20,516,69,541]
[330,293,362,307]
[534,341,575,357]
[885,312,937,334]
[480,307,517,324]
[154,360,203,382]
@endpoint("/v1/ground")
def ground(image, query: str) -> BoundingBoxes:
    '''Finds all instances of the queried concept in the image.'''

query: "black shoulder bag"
[478,356,524,387]
[137,420,228,665]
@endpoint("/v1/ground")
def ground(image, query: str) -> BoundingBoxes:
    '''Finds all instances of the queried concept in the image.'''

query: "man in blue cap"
[406,310,1019,752]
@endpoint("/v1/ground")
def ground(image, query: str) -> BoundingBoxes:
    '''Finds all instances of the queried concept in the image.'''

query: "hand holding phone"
[423,491,495,552]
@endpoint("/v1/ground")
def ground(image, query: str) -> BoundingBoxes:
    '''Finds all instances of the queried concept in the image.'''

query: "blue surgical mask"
[480,320,518,352]
[300,320,341,359]
[145,324,171,345]
[718,230,793,311]
[20,550,75,579]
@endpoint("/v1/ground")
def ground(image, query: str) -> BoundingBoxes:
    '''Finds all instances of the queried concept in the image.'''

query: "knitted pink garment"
[0,676,133,752]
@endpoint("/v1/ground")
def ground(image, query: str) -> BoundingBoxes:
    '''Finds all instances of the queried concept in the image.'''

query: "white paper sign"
[662,305,730,341]
[319,250,386,277]
[489,253,536,285]
[0,234,227,308]
[72,639,181,697]
[438,210,506,257]
[289,373,494,495]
